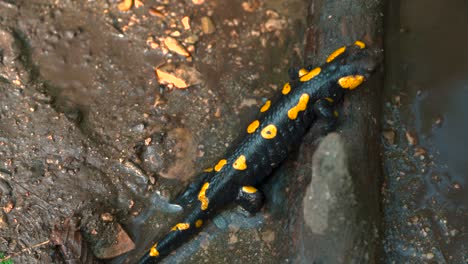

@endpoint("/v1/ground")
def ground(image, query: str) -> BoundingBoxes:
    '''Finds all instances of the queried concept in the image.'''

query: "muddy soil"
[0,0,383,263]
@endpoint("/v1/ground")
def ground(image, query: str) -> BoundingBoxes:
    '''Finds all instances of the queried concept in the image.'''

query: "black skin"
[137,43,381,263]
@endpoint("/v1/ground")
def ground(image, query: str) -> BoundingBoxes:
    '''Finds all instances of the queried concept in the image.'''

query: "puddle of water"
[383,0,468,262]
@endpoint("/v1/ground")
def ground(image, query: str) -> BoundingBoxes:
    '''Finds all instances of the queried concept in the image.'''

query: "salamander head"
[328,41,382,90]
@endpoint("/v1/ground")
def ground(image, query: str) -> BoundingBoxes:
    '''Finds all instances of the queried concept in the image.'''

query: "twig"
[0,239,50,261]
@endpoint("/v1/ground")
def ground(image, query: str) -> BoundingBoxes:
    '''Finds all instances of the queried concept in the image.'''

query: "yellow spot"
[195,219,203,228]
[171,223,190,231]
[325,97,334,103]
[326,46,346,63]
[247,120,260,134]
[149,243,160,257]
[338,75,365,90]
[242,186,257,194]
[261,124,277,139]
[298,68,309,78]
[288,93,310,120]
[260,100,271,112]
[233,155,247,170]
[300,67,321,82]
[203,167,213,172]
[354,40,366,49]
[281,83,291,95]
[198,182,210,210]
[334,110,339,117]
[214,159,227,172]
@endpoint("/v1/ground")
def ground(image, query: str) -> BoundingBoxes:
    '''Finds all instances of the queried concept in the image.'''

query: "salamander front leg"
[288,67,300,81]
[174,170,213,206]
[314,99,339,133]
[236,186,264,215]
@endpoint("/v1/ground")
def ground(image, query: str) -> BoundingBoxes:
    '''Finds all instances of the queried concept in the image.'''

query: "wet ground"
[0,0,320,263]
[382,0,468,262]
[4,0,467,264]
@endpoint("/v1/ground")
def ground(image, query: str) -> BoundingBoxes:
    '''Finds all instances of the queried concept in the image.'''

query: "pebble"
[117,0,132,11]
[201,16,216,34]
[164,36,190,57]
[155,64,202,89]
[405,131,418,145]
[181,16,191,30]
[382,130,396,145]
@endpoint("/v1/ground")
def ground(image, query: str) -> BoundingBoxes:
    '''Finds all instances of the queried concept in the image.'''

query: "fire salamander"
[137,41,380,263]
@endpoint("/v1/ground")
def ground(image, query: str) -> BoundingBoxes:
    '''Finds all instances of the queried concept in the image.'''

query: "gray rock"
[301,133,377,264]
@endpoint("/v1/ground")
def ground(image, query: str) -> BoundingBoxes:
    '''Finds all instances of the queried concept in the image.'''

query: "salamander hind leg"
[314,98,339,134]
[236,186,264,215]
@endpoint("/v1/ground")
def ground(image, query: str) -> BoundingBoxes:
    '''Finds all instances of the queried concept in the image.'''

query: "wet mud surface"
[0,0,384,263]
[382,0,468,262]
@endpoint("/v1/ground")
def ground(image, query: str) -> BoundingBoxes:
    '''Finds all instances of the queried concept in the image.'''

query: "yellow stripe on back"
[171,223,190,231]
[300,67,321,82]
[261,124,277,139]
[214,159,227,172]
[233,155,247,170]
[247,120,260,134]
[242,186,258,193]
[198,182,210,210]
[338,75,365,90]
[150,243,160,257]
[354,40,366,49]
[326,46,346,62]
[282,83,291,95]
[260,100,271,112]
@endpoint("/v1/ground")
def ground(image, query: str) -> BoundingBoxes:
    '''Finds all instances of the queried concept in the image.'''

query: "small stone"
[201,16,216,34]
[118,0,133,11]
[264,17,286,32]
[228,232,238,244]
[170,31,181,37]
[405,131,418,145]
[155,64,202,89]
[3,201,14,213]
[192,0,205,5]
[382,130,396,145]
[261,230,275,243]
[134,0,143,8]
[101,213,113,222]
[426,252,434,260]
[131,123,145,133]
[242,0,261,12]
[149,8,165,18]
[184,34,199,44]
[163,36,190,57]
[181,16,191,30]
[433,116,443,127]
[413,147,426,157]
[0,212,8,229]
